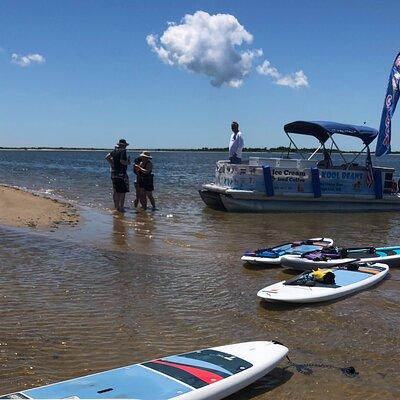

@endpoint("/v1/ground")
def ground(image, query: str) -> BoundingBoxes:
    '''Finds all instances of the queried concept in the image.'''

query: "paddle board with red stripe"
[1,341,288,400]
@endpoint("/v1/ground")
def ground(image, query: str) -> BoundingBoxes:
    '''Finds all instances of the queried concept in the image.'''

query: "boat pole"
[285,132,305,159]
[326,133,348,165]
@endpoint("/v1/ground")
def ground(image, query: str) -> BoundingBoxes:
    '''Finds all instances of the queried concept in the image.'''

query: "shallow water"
[0,150,399,398]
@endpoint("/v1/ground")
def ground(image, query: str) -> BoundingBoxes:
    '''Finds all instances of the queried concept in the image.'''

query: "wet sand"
[0,186,79,229]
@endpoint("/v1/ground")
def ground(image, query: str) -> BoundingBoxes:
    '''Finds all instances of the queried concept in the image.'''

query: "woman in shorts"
[135,151,156,210]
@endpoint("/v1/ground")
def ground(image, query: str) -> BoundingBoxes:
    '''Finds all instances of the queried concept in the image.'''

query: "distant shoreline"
[0,146,396,154]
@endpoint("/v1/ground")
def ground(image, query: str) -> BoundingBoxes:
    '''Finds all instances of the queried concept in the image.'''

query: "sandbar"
[0,186,79,229]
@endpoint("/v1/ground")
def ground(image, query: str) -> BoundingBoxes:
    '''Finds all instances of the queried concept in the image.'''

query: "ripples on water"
[0,151,399,398]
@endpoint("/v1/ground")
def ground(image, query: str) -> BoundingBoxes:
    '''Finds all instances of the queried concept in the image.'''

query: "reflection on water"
[112,214,128,247]
[0,151,400,398]
[109,210,158,251]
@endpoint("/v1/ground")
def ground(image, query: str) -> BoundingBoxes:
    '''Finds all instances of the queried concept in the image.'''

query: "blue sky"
[0,0,399,150]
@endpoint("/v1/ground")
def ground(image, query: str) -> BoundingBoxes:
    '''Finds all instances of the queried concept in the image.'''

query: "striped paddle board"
[1,341,288,400]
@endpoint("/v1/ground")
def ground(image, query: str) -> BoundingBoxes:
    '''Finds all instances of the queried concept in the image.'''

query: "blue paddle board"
[1,341,288,400]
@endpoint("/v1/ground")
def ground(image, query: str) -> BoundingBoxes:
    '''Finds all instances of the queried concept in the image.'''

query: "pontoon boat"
[200,121,400,212]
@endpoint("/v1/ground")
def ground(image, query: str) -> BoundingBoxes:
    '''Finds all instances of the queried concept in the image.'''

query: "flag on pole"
[375,52,400,157]
[365,147,374,188]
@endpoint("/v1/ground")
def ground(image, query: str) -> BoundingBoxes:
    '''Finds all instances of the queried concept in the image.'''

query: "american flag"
[365,147,374,188]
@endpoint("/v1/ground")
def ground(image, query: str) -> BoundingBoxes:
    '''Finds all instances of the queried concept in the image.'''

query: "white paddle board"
[1,341,288,400]
[281,245,400,271]
[257,263,389,303]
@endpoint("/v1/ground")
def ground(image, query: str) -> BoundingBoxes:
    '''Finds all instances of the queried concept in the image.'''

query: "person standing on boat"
[106,139,131,212]
[229,121,244,164]
[135,151,156,210]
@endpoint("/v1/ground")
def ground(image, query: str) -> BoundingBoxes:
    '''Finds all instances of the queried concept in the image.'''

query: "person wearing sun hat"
[134,151,156,210]
[132,154,143,207]
[106,139,131,212]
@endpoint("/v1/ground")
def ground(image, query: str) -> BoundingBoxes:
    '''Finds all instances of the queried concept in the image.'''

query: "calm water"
[0,150,399,399]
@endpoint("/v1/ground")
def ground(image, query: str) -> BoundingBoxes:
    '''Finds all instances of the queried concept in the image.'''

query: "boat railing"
[216,157,317,175]
[216,158,396,174]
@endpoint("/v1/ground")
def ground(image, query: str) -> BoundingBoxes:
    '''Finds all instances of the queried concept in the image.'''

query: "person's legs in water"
[113,190,119,209]
[134,182,139,207]
[137,177,147,209]
[112,175,129,212]
[118,193,126,212]
[112,176,119,210]
[120,175,129,212]
[146,191,156,210]
[114,192,121,211]
[140,189,147,210]
[137,187,146,208]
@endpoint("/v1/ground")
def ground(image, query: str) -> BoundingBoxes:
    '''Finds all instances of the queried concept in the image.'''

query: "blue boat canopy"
[284,121,378,146]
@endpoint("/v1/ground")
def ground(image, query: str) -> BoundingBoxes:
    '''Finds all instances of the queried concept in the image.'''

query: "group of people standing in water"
[106,121,243,212]
[106,139,156,213]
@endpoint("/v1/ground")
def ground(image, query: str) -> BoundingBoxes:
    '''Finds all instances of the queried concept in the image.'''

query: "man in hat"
[229,121,244,164]
[106,139,131,212]
[134,151,156,210]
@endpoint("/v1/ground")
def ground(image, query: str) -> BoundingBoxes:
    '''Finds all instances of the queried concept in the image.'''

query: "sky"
[0,0,399,150]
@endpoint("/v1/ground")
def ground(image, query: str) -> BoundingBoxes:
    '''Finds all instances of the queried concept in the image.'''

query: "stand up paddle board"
[1,341,288,400]
[242,237,333,265]
[257,263,389,303]
[281,245,400,270]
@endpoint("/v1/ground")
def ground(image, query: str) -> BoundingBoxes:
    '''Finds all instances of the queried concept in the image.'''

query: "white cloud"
[257,60,309,88]
[256,60,279,79]
[146,11,262,88]
[11,53,46,67]
[276,70,309,88]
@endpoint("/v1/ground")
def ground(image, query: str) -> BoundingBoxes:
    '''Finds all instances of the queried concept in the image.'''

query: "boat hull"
[198,189,227,211]
[200,187,400,213]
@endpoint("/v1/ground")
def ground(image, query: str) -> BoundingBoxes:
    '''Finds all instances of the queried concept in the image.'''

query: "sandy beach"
[0,186,79,229]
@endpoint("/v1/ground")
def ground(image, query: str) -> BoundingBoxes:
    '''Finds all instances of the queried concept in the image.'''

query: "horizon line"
[0,146,396,154]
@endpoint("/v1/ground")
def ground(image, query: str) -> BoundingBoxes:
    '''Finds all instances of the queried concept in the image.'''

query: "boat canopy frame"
[283,121,378,168]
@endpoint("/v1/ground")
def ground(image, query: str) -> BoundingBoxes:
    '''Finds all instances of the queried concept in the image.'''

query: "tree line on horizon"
[0,146,395,154]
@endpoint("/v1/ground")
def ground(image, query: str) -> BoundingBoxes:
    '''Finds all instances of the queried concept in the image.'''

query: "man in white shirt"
[229,121,244,164]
